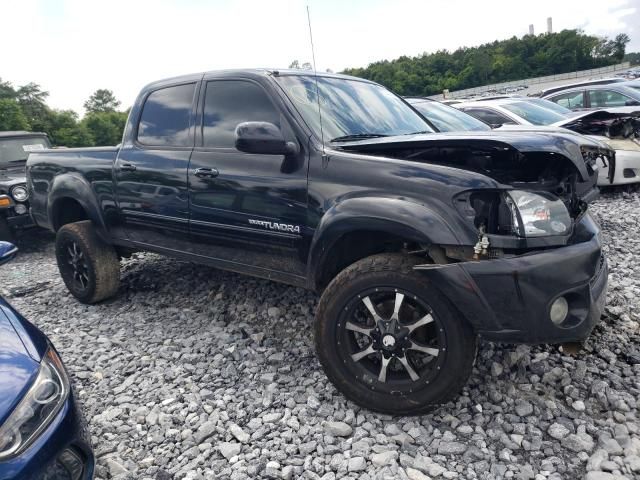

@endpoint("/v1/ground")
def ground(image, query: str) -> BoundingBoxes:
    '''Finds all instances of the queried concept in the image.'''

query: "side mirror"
[235,122,299,156]
[0,241,17,266]
[625,100,640,107]
[490,123,503,129]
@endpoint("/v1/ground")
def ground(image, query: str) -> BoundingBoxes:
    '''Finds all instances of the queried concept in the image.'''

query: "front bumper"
[5,212,35,229]
[0,390,94,480]
[415,213,607,344]
[597,150,640,186]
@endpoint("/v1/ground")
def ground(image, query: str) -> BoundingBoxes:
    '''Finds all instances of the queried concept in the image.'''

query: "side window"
[463,108,515,125]
[550,91,584,109]
[588,90,631,108]
[137,83,196,147]
[202,80,281,148]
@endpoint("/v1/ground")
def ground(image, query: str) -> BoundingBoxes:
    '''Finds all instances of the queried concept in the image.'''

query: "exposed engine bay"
[560,110,640,141]
[339,140,612,218]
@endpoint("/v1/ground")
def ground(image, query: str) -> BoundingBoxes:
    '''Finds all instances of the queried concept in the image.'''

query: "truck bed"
[27,147,119,231]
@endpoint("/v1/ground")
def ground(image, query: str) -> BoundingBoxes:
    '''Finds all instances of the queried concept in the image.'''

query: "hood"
[332,130,613,183]
[0,300,41,424]
[0,169,27,192]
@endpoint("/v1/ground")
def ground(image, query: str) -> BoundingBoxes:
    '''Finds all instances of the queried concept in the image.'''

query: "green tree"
[47,110,94,147]
[0,78,17,100]
[342,30,629,96]
[0,99,30,130]
[15,82,50,132]
[81,111,127,146]
[83,89,121,113]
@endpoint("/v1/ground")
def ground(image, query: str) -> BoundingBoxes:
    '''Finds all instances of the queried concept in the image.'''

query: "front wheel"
[315,253,477,415]
[55,221,120,304]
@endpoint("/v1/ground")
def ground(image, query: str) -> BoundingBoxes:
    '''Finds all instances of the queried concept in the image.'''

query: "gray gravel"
[2,188,640,480]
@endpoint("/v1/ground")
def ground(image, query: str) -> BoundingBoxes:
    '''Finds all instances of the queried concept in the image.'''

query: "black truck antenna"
[306,5,325,153]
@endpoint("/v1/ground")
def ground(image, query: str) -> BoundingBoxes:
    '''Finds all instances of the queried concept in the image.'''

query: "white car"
[455,98,640,186]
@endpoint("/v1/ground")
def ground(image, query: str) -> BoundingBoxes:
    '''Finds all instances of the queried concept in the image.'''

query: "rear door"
[187,78,308,279]
[115,82,198,251]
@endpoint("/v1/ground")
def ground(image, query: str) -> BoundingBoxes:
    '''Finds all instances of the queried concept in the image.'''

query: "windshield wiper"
[402,130,432,135]
[330,133,389,142]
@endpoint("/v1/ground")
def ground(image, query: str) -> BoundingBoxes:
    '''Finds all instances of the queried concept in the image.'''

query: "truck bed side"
[27,147,119,234]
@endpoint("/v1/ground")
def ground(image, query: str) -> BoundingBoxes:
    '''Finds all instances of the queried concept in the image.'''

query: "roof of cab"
[140,68,377,92]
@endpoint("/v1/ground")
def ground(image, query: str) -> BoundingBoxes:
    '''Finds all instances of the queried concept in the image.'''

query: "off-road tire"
[315,253,477,415]
[0,217,16,243]
[55,221,120,304]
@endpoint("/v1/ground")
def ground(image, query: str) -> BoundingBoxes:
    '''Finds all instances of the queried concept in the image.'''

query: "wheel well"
[52,198,89,231]
[315,231,423,291]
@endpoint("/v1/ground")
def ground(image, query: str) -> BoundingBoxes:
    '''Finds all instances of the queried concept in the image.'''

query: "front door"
[115,82,197,251]
[188,78,308,280]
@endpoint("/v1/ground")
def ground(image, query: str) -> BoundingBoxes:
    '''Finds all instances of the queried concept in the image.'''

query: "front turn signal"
[0,195,12,208]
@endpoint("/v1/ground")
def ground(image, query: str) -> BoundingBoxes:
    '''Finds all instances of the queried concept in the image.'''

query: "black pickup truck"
[27,70,611,414]
[0,131,50,241]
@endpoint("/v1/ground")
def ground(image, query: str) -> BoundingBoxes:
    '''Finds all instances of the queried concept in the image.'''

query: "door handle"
[119,162,137,172]
[194,167,219,178]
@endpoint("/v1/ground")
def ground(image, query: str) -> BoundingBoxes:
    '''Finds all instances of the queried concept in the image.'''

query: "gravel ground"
[2,189,640,480]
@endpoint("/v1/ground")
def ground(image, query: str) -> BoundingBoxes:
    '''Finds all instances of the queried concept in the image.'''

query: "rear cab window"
[137,83,197,146]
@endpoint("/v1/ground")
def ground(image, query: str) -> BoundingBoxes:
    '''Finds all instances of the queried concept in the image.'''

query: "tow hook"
[473,226,490,260]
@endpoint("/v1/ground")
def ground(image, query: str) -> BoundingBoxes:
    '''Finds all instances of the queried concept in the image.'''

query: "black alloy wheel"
[315,253,477,415]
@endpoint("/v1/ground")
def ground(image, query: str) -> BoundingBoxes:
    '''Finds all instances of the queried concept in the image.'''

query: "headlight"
[10,185,28,202]
[506,190,571,237]
[0,348,69,460]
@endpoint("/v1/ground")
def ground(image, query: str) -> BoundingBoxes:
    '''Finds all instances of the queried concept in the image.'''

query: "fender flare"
[48,173,110,238]
[308,197,461,288]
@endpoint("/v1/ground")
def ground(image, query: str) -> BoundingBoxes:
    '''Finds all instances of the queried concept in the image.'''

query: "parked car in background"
[542,84,640,111]
[27,69,612,414]
[533,77,627,98]
[622,79,640,91]
[0,132,50,241]
[0,241,94,479]
[405,97,491,132]
[456,98,640,185]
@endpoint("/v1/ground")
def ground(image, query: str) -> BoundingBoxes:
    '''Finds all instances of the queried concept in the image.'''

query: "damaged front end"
[336,131,613,252]
[558,110,640,184]
[334,132,611,344]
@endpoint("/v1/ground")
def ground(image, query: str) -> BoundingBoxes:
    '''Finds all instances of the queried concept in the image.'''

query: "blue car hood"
[0,298,44,425]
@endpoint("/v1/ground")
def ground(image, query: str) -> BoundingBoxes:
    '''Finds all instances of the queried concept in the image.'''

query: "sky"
[1,0,638,114]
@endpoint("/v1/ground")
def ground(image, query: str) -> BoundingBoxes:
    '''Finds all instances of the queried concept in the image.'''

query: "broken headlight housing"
[0,348,69,460]
[458,189,572,239]
[506,190,572,237]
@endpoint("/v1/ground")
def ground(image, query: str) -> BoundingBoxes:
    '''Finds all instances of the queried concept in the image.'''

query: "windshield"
[501,101,567,126]
[411,100,491,132]
[275,75,433,142]
[0,137,49,168]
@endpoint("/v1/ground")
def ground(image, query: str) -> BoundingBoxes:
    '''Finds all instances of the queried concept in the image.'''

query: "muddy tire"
[55,221,120,304]
[315,253,477,415]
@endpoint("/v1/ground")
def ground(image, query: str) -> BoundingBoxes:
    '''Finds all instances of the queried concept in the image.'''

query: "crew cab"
[0,131,50,241]
[27,70,611,414]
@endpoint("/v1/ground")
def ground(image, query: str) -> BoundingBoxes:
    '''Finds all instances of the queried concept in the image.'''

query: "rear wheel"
[315,253,477,415]
[55,221,120,304]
